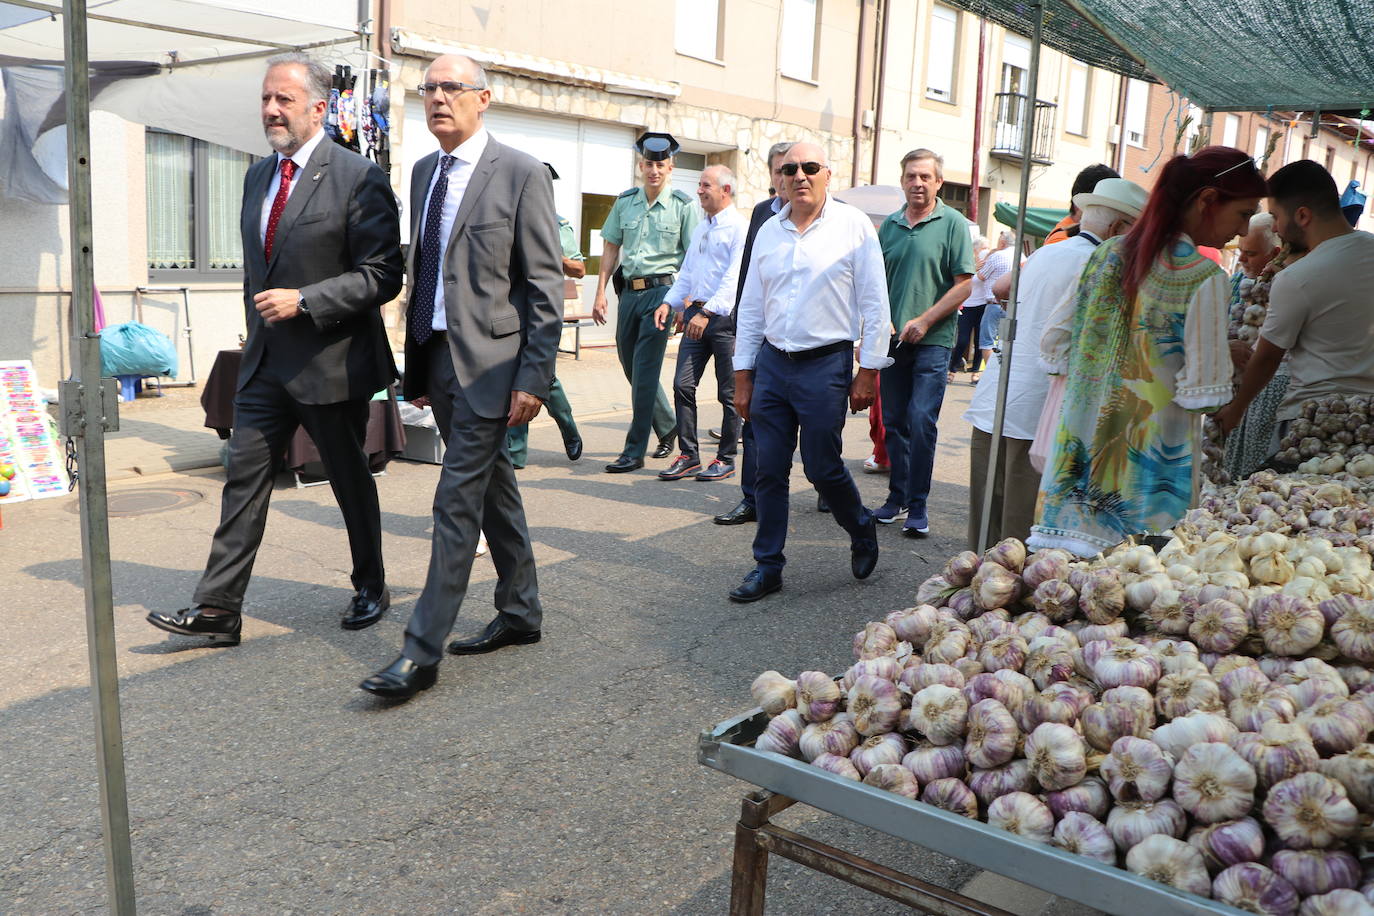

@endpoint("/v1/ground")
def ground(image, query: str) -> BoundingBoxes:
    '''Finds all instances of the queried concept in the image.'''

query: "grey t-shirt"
[1262,230,1374,420]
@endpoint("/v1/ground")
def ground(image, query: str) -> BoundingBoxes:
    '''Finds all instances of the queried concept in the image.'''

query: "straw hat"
[1072,177,1149,219]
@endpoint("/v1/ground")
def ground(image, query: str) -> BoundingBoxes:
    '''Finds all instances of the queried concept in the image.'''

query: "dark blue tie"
[412,154,455,344]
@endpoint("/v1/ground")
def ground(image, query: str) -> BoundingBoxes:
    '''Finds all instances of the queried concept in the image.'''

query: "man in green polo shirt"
[592,132,700,473]
[876,148,975,537]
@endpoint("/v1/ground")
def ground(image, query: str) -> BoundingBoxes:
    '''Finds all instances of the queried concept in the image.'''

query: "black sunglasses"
[780,161,826,176]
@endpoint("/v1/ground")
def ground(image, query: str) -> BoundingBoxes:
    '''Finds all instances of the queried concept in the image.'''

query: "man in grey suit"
[361,54,563,700]
[147,53,402,645]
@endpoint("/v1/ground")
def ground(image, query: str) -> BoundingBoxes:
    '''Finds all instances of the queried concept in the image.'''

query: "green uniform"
[878,199,976,349]
[601,186,699,459]
[506,215,583,467]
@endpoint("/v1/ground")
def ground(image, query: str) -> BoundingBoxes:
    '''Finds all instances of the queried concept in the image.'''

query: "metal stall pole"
[60,1,138,912]
[976,0,1044,553]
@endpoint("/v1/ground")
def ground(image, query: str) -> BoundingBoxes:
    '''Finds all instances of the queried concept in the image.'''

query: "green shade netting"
[994,202,1069,237]
[943,0,1374,113]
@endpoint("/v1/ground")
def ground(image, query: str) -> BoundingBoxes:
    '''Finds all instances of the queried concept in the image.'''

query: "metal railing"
[989,92,1057,166]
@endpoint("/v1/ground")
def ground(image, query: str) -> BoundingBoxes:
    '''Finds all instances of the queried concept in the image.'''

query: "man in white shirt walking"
[729,143,892,602]
[655,165,747,480]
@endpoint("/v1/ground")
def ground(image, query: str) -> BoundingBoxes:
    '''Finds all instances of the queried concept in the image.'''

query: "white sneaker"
[862,455,889,474]
[475,532,489,558]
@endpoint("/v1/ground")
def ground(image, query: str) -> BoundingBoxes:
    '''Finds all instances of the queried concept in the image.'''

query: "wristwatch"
[297,294,310,315]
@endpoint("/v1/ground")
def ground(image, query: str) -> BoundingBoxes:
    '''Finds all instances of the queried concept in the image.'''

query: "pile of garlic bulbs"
[1271,396,1374,475]
[748,516,1374,914]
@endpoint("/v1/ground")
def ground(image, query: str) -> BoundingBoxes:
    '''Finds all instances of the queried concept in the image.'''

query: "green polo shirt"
[600,186,698,278]
[558,216,583,260]
[878,200,976,349]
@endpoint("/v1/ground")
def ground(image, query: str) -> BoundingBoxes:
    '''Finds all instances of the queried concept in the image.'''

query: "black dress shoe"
[658,455,701,480]
[714,500,757,525]
[708,427,722,441]
[851,516,880,580]
[695,460,735,481]
[729,569,782,603]
[564,436,583,461]
[341,586,390,630]
[605,455,644,473]
[146,607,242,645]
[817,494,830,513]
[447,617,541,655]
[652,434,675,459]
[359,655,438,700]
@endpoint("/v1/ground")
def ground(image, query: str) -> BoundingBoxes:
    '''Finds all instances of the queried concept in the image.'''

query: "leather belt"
[626,273,674,291]
[767,340,851,361]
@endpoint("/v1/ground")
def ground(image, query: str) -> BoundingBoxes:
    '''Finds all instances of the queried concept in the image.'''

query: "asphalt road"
[2,381,1100,915]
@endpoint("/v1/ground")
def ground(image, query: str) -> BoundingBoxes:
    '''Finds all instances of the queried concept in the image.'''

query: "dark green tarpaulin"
[943,0,1374,113]
[994,202,1068,238]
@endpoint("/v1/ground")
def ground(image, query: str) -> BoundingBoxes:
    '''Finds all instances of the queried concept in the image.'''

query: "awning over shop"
[993,201,1067,239]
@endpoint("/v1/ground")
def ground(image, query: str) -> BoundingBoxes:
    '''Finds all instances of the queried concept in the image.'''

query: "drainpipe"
[377,0,391,61]
[852,0,873,185]
[1113,74,1128,172]
[968,17,987,224]
[869,0,892,184]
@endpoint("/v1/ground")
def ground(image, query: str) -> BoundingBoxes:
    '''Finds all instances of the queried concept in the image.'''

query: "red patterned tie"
[263,158,297,260]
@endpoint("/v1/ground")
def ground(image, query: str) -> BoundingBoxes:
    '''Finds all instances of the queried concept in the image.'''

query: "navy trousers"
[749,344,870,576]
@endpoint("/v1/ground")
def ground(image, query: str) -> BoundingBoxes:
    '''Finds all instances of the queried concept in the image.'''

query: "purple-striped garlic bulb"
[1052,812,1116,864]
[967,759,1036,807]
[1252,594,1325,656]
[1275,658,1348,709]
[1153,711,1239,761]
[1330,599,1374,662]
[964,698,1019,768]
[1024,722,1086,791]
[1189,599,1249,653]
[1102,736,1173,802]
[862,762,919,799]
[750,670,795,715]
[978,634,1029,673]
[972,561,1021,611]
[1093,641,1163,690]
[1263,773,1360,849]
[1106,798,1187,852]
[942,550,981,587]
[1079,567,1125,623]
[1077,619,1130,643]
[1297,889,1374,915]
[1025,682,1095,730]
[1211,654,1260,678]
[1297,697,1374,756]
[987,792,1054,843]
[1232,723,1319,790]
[754,708,804,756]
[901,742,966,784]
[1270,848,1362,897]
[1155,670,1223,720]
[794,671,842,723]
[905,684,968,746]
[799,713,860,762]
[810,752,861,781]
[848,675,903,737]
[1024,641,1075,690]
[1187,817,1265,873]
[1031,578,1079,623]
[1044,775,1110,821]
[1173,742,1256,824]
[921,777,978,817]
[922,617,971,665]
[1125,835,1212,898]
[962,672,1023,712]
[841,655,903,690]
[884,605,939,647]
[1212,863,1298,916]
[899,662,964,694]
[1316,743,1374,812]
[1022,550,1071,589]
[853,621,899,660]
[1080,700,1152,753]
[983,537,1027,573]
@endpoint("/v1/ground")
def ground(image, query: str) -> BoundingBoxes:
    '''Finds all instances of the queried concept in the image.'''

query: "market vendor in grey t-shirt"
[1216,160,1374,440]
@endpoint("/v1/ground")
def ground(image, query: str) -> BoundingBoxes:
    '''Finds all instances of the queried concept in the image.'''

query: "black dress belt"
[767,340,851,361]
[625,273,674,291]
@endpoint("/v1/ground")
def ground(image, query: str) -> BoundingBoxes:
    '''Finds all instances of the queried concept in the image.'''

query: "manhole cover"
[103,487,204,517]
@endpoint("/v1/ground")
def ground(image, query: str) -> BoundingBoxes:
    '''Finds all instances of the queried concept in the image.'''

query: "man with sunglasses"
[729,143,891,602]
[593,133,700,473]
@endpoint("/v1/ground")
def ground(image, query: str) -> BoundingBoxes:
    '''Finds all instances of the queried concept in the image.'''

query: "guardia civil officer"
[592,132,700,472]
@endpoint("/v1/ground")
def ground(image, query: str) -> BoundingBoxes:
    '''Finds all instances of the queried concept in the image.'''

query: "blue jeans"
[881,343,951,519]
[980,303,1005,350]
[750,345,871,576]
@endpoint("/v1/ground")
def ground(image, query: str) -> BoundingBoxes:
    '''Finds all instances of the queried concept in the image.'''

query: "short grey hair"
[997,229,1017,247]
[900,148,944,179]
[767,142,794,167]
[1249,211,1280,248]
[265,52,332,104]
[704,164,736,194]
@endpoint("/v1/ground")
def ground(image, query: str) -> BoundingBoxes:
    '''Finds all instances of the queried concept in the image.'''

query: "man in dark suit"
[714,141,792,526]
[361,54,563,700]
[146,53,402,645]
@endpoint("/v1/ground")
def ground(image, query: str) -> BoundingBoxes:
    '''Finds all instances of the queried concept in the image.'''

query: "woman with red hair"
[1029,147,1267,556]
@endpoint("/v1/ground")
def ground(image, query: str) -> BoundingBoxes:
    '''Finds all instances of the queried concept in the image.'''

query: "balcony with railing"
[990,92,1058,166]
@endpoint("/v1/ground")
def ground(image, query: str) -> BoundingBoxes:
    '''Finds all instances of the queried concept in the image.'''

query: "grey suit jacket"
[401,137,564,420]
[238,137,403,405]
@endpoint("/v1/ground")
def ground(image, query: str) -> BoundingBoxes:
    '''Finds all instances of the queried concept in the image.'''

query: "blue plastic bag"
[99,321,178,378]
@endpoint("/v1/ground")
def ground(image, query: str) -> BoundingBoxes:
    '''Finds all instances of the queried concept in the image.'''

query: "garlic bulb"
[862,762,919,799]
[905,685,968,746]
[983,537,1027,573]
[1053,811,1117,865]
[1232,723,1320,789]
[1251,548,1297,586]
[1015,611,1054,641]
[1296,697,1374,755]
[899,662,964,693]
[945,587,979,621]
[1125,573,1172,613]
[1077,619,1130,643]
[1212,654,1260,678]
[1125,835,1213,898]
[916,574,958,608]
[901,742,966,784]
[1316,743,1374,811]
[1093,642,1163,689]
[942,550,981,587]
[952,656,985,680]
[1189,599,1249,653]
[1102,736,1174,802]
[1106,798,1187,852]
[1155,670,1223,719]
[962,672,1024,713]
[1148,587,1192,635]
[986,792,1054,843]
[964,699,1020,768]
[1275,658,1348,709]
[1173,742,1256,824]
[1229,685,1298,732]
[1262,772,1360,849]
[849,732,907,776]
[1024,641,1075,690]
[920,777,979,817]
[1219,664,1270,705]
[1270,848,1362,897]
[1078,568,1126,623]
[751,670,796,715]
[1031,579,1079,622]
[1152,638,1207,676]
[1212,863,1299,916]
[1023,722,1086,791]
[972,561,1021,611]
[810,752,862,781]
[1044,775,1110,821]
[799,713,861,762]
[794,671,843,722]
[1022,551,1071,589]
[1331,600,1374,662]
[841,656,903,690]
[1298,890,1374,916]
[1080,700,1153,752]
[1153,711,1239,762]
[1102,685,1156,714]
[978,634,1029,673]
[885,605,940,647]
[967,759,1036,806]
[1252,594,1325,656]
[755,708,805,756]
[1188,817,1266,873]
[847,675,904,737]
[968,612,1015,646]
[923,618,972,665]
[853,621,899,660]
[1025,682,1094,730]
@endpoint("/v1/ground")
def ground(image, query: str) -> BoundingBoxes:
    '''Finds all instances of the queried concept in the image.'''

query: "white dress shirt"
[734,195,893,371]
[663,205,746,317]
[420,127,490,330]
[259,127,327,244]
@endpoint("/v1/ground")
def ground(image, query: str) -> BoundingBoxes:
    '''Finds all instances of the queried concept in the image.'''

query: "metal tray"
[699,707,1249,916]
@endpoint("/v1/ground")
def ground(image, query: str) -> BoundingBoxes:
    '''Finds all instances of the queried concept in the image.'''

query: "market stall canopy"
[993,202,1067,239]
[941,0,1374,113]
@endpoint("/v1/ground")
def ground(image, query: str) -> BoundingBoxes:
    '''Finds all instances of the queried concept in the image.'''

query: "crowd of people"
[142,50,1374,701]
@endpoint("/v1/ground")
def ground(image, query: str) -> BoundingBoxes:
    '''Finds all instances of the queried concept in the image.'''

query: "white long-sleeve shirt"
[663,205,746,316]
[734,195,893,371]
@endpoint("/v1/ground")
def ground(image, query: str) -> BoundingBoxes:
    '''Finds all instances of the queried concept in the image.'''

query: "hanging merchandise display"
[364,68,390,174]
[0,360,69,502]
[325,64,387,159]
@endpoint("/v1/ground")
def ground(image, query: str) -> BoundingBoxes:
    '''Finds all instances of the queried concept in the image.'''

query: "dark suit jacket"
[237,137,403,405]
[401,137,563,420]
[735,197,779,310]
